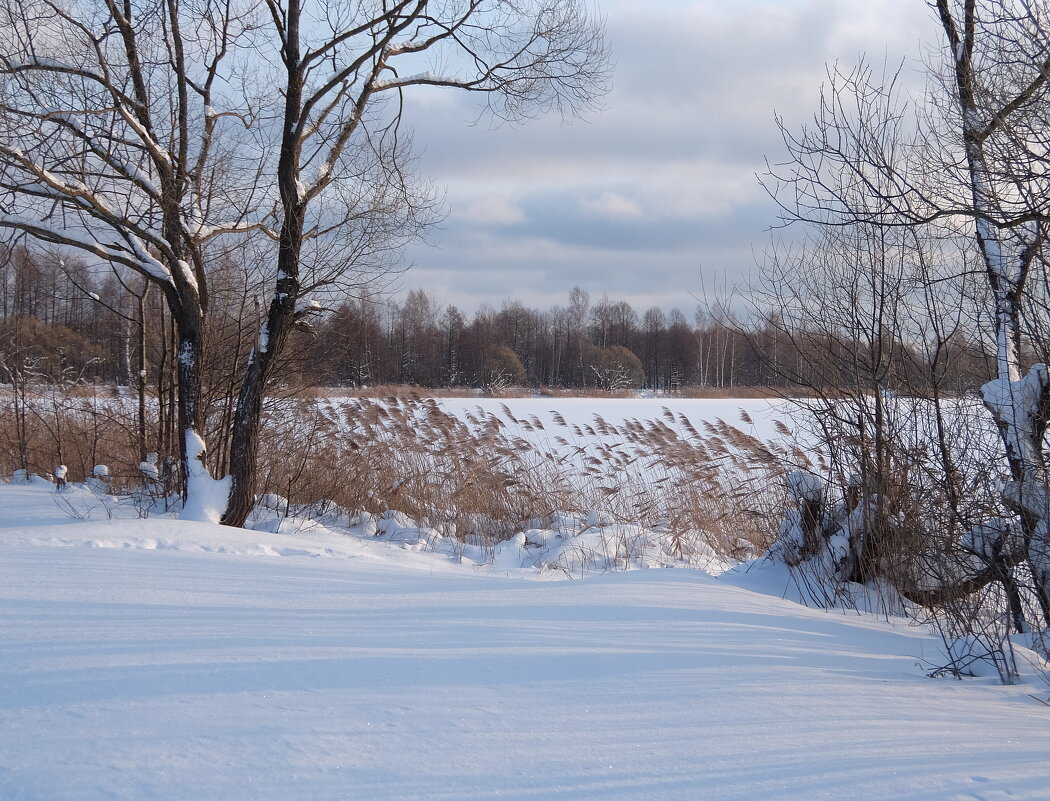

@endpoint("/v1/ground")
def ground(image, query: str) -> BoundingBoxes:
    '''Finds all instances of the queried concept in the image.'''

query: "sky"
[394,0,940,314]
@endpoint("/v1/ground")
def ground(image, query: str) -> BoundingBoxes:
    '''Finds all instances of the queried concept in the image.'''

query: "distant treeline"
[1,244,994,396]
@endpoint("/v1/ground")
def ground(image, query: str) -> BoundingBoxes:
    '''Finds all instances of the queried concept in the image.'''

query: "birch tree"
[932,0,1050,624]
[765,3,1050,628]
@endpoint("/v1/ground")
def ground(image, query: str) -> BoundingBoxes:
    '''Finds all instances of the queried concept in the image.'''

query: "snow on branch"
[0,213,173,284]
[369,71,449,91]
[981,364,1050,468]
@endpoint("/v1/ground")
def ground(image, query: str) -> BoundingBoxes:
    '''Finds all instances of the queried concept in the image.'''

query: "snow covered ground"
[434,396,787,433]
[2,480,1050,801]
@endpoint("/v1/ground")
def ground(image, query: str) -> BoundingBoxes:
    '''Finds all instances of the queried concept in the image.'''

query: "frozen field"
[435,396,787,431]
[2,481,1050,801]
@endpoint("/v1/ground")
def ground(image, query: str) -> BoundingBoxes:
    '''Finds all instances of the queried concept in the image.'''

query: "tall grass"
[0,385,147,490]
[0,387,785,557]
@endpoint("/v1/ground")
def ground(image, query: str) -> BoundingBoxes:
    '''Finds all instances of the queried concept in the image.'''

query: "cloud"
[396,0,942,312]
[457,196,526,225]
[578,192,644,220]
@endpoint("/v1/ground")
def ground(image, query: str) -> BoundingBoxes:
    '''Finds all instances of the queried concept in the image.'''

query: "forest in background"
[0,241,996,400]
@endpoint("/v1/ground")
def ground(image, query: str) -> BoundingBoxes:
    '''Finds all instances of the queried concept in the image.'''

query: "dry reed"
[1,387,787,557]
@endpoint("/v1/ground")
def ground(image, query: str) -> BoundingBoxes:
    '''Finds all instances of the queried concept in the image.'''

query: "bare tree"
[0,0,607,524]
[931,0,1050,625]
[221,0,609,525]
[0,0,261,509]
[765,3,1050,629]
[751,219,1028,614]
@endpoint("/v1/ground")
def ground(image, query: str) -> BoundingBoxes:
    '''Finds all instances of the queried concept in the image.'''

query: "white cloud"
[578,192,644,220]
[457,195,526,225]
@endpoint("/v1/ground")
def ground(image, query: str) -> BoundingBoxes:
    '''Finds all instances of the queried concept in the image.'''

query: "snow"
[2,480,1050,800]
[258,320,270,354]
[384,39,427,55]
[102,148,160,197]
[296,297,324,315]
[173,258,199,293]
[371,71,444,90]
[177,341,195,366]
[425,396,789,463]
[307,161,333,194]
[981,363,1050,466]
[139,459,160,482]
[437,396,785,432]
[787,469,824,503]
[179,430,231,524]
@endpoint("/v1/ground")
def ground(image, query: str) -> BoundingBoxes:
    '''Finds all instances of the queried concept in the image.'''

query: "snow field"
[2,482,1050,800]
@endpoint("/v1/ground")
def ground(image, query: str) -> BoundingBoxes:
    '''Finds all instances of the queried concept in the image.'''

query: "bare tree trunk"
[223,284,299,526]
[176,324,207,484]
[223,0,306,527]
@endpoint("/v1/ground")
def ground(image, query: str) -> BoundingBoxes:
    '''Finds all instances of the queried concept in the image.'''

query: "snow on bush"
[359,506,729,575]
[787,469,824,505]
[139,455,159,483]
